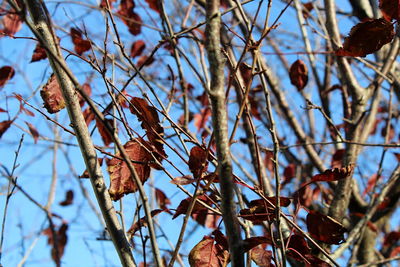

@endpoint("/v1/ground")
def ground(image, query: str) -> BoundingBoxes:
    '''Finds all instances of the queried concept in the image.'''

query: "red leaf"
[193,107,211,132]
[43,223,68,265]
[0,11,22,36]
[336,18,394,57]
[70,28,91,55]
[264,150,274,172]
[310,165,354,183]
[117,1,142,35]
[30,43,47,62]
[331,149,345,168]
[145,0,161,14]
[100,0,116,8]
[127,209,164,237]
[383,231,400,247]
[137,55,155,67]
[173,195,219,228]
[79,158,103,178]
[379,0,400,21]
[239,62,253,86]
[130,40,146,58]
[243,236,272,252]
[170,175,197,185]
[0,66,15,88]
[239,198,291,223]
[25,122,39,144]
[289,60,308,91]
[83,107,95,125]
[302,2,314,19]
[189,235,229,267]
[107,139,152,200]
[78,83,92,107]
[0,120,12,139]
[362,173,379,196]
[59,190,74,206]
[282,163,296,185]
[40,74,66,114]
[129,97,165,159]
[188,146,209,179]
[250,246,273,267]
[95,118,114,146]
[155,188,171,210]
[306,210,347,244]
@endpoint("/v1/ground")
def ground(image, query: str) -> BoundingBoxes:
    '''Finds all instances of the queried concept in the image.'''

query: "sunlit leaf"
[40,74,65,114]
[0,11,22,36]
[107,139,152,200]
[189,233,229,267]
[310,165,354,183]
[155,188,171,210]
[25,121,39,144]
[127,209,164,237]
[95,117,114,146]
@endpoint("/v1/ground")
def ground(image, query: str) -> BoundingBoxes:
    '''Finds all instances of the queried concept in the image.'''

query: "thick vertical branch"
[22,1,135,266]
[205,1,244,266]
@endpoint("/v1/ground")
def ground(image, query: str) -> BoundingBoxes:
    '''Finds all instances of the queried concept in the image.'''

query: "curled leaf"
[31,43,47,62]
[336,18,394,57]
[189,233,229,267]
[107,139,152,200]
[59,190,74,206]
[130,40,146,58]
[0,66,15,88]
[0,120,12,139]
[40,74,66,114]
[0,11,22,36]
[127,209,164,237]
[25,122,39,144]
[306,210,347,244]
[70,28,91,55]
[289,59,308,91]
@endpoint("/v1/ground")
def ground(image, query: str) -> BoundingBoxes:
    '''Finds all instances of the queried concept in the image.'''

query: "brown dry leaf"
[130,40,146,58]
[189,234,229,267]
[289,59,308,91]
[30,43,47,62]
[302,2,314,19]
[250,246,273,266]
[0,66,15,88]
[188,146,208,179]
[25,121,39,144]
[170,175,197,185]
[239,198,291,224]
[173,195,219,228]
[43,223,68,265]
[95,117,114,146]
[379,0,400,21]
[306,210,347,244]
[117,0,142,35]
[59,190,74,206]
[155,188,171,210]
[145,0,161,13]
[0,11,22,36]
[70,28,91,55]
[78,83,92,107]
[127,209,164,237]
[194,107,211,132]
[107,139,152,201]
[40,74,66,114]
[129,97,165,158]
[336,18,394,57]
[0,120,12,139]
[310,165,354,183]
[99,0,116,8]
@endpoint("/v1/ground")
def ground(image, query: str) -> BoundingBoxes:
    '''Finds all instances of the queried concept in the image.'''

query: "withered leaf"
[107,139,152,201]
[129,97,165,159]
[100,0,116,9]
[59,190,74,206]
[40,74,65,114]
[155,188,171,210]
[250,246,273,267]
[239,197,291,223]
[188,146,208,179]
[170,175,197,185]
[30,43,47,62]
[25,121,39,144]
[193,107,211,132]
[189,233,229,267]
[43,223,68,265]
[336,18,394,57]
[95,117,114,146]
[0,120,12,139]
[130,40,146,58]
[243,236,272,252]
[117,0,142,35]
[289,59,308,91]
[310,165,354,183]
[173,194,219,228]
[145,0,161,14]
[78,83,92,107]
[331,149,345,168]
[0,11,22,36]
[379,0,400,21]
[306,210,347,244]
[70,28,91,55]
[0,66,15,88]
[127,209,164,237]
